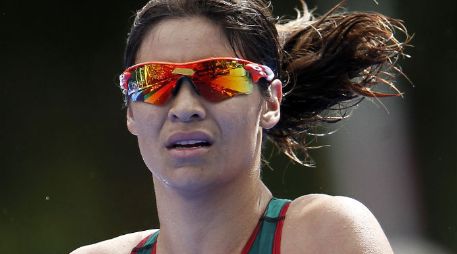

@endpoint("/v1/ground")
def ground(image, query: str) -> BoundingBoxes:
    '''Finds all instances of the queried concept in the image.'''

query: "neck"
[153,171,272,254]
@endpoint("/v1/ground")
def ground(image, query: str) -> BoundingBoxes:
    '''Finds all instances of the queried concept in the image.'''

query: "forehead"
[136,16,237,64]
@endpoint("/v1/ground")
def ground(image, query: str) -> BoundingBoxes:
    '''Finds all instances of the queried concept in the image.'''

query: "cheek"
[217,100,262,161]
[134,117,160,144]
[130,104,164,136]
[136,121,159,153]
[135,118,165,176]
[129,106,165,163]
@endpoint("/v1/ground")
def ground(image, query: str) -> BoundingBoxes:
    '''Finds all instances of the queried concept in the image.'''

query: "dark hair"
[123,0,410,166]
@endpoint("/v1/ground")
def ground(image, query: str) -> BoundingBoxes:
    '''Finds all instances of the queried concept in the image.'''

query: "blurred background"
[0,0,455,253]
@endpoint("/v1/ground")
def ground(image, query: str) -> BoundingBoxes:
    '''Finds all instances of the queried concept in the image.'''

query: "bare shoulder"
[69,229,157,254]
[282,194,393,254]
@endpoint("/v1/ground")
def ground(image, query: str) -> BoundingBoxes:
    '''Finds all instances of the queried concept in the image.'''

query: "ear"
[126,106,139,136]
[260,79,282,129]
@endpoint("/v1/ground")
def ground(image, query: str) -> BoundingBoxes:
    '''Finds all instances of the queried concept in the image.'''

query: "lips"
[165,131,214,150]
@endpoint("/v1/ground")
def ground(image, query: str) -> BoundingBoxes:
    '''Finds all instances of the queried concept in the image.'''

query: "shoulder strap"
[247,198,291,254]
[130,230,160,254]
[130,199,291,254]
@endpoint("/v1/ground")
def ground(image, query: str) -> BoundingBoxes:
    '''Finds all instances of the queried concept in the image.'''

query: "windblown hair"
[123,0,410,166]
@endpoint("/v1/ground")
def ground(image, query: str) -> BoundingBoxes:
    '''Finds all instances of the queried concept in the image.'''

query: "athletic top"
[130,198,291,254]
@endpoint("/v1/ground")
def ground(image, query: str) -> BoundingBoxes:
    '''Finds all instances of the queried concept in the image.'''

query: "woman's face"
[127,16,281,193]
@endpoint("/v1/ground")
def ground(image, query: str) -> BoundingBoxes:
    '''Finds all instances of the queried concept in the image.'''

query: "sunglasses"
[119,57,274,105]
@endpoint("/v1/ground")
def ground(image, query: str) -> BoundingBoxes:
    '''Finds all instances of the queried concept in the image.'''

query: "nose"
[167,77,206,122]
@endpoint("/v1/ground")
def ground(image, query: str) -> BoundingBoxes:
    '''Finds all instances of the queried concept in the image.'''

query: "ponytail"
[266,1,411,166]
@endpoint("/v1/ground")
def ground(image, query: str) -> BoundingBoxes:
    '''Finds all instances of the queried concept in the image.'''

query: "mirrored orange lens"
[123,58,260,105]
[142,80,176,105]
[191,60,253,102]
[194,75,253,102]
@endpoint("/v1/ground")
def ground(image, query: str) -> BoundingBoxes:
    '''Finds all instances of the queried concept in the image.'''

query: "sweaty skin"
[71,16,393,254]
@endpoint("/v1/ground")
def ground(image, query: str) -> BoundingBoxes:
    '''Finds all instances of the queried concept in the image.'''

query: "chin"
[154,165,228,195]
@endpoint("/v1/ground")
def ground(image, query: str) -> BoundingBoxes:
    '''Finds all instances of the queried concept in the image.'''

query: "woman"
[72,0,408,253]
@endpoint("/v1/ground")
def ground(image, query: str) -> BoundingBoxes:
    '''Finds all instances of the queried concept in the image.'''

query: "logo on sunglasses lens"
[172,68,195,76]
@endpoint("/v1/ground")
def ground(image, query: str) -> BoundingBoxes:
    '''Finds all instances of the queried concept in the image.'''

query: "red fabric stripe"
[272,202,290,254]
[151,242,157,254]
[130,233,154,254]
[241,221,261,254]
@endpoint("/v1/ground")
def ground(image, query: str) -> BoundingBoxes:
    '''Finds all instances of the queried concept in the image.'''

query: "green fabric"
[248,198,290,254]
[132,231,159,254]
[133,198,290,254]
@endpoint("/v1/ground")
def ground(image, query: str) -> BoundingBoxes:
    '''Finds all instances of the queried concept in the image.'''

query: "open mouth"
[169,140,212,149]
[165,131,214,152]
